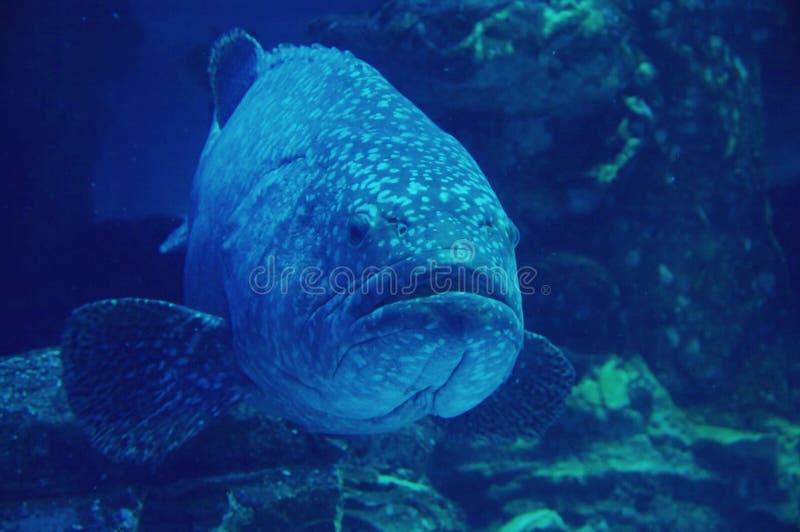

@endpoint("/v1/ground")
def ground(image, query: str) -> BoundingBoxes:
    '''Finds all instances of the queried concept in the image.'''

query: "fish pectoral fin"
[158,218,189,254]
[61,298,248,465]
[209,28,263,128]
[441,330,575,444]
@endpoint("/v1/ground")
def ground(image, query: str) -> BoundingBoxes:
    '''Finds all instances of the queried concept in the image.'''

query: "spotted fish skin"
[60,30,573,464]
[185,31,525,432]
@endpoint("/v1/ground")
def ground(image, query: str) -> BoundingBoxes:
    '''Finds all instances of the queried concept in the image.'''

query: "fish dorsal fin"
[209,28,262,128]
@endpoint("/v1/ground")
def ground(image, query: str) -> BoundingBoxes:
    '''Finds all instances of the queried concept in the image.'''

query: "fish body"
[60,30,573,464]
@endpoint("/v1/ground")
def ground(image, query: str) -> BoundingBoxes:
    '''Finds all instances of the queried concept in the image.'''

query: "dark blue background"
[1,0,798,355]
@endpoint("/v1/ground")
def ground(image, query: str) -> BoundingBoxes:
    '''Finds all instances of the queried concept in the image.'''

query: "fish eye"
[348,211,372,246]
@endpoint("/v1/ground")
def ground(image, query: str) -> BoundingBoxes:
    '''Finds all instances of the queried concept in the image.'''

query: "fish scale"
[59,29,574,465]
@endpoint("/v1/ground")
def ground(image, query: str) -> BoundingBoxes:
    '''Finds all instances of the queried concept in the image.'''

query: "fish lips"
[333,291,523,420]
[316,260,524,420]
[346,257,522,320]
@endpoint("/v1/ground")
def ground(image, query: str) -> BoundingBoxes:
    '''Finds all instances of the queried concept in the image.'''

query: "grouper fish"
[61,30,575,464]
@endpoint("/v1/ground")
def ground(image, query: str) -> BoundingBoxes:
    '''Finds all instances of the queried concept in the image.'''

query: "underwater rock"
[0,348,463,530]
[430,353,800,530]
[2,347,799,530]
[516,251,624,354]
[309,0,797,419]
[498,508,568,532]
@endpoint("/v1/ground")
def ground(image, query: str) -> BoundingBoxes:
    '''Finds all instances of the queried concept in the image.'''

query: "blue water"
[2,1,799,530]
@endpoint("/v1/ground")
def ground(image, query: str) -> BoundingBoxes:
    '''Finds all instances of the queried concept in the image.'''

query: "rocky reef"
[2,348,798,530]
[434,353,800,530]
[309,0,799,422]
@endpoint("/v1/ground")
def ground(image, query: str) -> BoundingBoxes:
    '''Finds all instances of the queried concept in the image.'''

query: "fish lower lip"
[333,307,523,420]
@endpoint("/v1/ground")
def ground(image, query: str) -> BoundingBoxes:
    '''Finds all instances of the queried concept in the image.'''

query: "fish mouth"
[323,279,524,421]
[294,255,524,423]
[355,263,519,319]
[299,252,522,386]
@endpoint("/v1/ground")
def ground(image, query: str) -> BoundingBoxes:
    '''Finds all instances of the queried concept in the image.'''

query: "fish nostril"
[348,212,372,246]
[384,215,409,238]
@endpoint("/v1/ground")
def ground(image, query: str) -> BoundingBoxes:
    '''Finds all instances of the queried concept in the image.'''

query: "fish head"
[262,131,526,428]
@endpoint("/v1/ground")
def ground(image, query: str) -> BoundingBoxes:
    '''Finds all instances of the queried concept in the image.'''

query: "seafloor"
[3,0,799,530]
